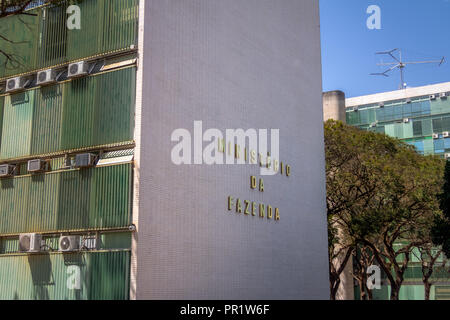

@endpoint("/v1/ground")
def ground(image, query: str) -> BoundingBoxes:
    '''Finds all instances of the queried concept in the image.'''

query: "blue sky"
[320,0,450,97]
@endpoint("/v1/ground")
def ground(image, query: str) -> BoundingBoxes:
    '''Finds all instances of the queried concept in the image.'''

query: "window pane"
[433,118,443,133]
[413,120,422,137]
[422,119,433,136]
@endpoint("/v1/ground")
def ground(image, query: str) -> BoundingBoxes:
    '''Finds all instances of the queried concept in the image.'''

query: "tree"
[0,0,70,17]
[413,244,447,300]
[432,160,450,258]
[352,245,376,300]
[324,120,445,300]
[328,222,353,300]
[325,120,373,300]
[0,0,38,18]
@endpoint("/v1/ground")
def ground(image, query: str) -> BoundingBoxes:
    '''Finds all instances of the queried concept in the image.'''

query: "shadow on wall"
[27,253,86,300]
[28,254,53,300]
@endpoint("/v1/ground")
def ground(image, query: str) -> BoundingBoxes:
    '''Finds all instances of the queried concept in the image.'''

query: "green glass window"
[359,109,369,125]
[413,120,423,137]
[346,110,360,125]
[0,0,139,78]
[422,119,433,136]
[0,67,136,160]
[0,251,130,300]
[442,116,450,132]
[433,118,443,133]
[376,107,385,122]
[0,163,132,235]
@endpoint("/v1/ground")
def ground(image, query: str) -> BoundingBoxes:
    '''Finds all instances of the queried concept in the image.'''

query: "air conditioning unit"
[36,69,57,86]
[5,77,27,93]
[74,153,96,168]
[445,153,450,160]
[379,102,385,108]
[369,122,377,128]
[352,107,359,112]
[433,133,440,139]
[405,98,412,104]
[27,159,46,173]
[403,118,410,123]
[19,233,42,253]
[67,61,89,78]
[59,235,80,252]
[443,132,450,138]
[441,92,448,99]
[0,164,15,177]
[430,94,437,100]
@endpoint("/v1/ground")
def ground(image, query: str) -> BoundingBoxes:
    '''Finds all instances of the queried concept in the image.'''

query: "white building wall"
[346,82,450,107]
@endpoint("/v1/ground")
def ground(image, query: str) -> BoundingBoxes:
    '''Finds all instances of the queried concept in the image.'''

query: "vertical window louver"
[0,0,138,78]
[39,4,68,67]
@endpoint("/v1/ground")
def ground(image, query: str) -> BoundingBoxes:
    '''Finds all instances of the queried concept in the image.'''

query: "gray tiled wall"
[136,0,329,299]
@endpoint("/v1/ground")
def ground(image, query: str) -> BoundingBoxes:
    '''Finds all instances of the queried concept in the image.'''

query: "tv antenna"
[370,48,445,89]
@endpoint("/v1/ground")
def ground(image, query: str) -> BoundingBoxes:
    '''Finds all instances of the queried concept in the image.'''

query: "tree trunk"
[367,287,373,300]
[330,277,340,300]
[329,247,353,300]
[357,279,367,300]
[424,282,432,300]
[390,284,400,300]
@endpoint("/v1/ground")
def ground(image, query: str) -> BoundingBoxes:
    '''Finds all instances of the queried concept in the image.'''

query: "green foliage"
[325,120,446,299]
[433,161,450,258]
[325,119,444,243]
[439,161,450,219]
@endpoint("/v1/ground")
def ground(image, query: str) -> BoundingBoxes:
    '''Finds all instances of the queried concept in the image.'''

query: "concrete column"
[323,90,346,123]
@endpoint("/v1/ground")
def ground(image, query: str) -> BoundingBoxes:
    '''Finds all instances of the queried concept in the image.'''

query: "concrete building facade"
[133,0,329,300]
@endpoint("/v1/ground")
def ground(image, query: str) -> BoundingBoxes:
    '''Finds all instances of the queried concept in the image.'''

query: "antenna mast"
[370,48,445,89]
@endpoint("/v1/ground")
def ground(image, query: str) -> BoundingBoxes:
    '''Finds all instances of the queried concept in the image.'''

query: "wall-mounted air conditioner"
[430,94,437,100]
[379,102,385,108]
[433,133,440,139]
[36,69,57,86]
[445,153,450,160]
[67,61,89,78]
[405,98,412,104]
[443,132,450,138]
[74,153,97,168]
[0,164,15,177]
[27,159,47,173]
[59,236,80,252]
[19,233,42,253]
[441,92,448,99]
[403,118,410,123]
[5,77,28,93]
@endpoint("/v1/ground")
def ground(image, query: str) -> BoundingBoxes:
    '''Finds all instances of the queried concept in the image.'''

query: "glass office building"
[346,83,450,158]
